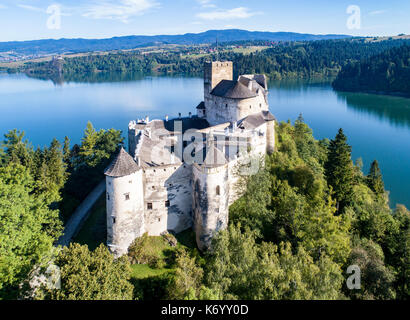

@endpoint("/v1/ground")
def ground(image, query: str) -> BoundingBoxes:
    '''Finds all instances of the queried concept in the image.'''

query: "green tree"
[367,160,385,196]
[324,128,355,213]
[346,239,396,300]
[35,138,68,205]
[348,184,397,243]
[1,129,33,169]
[384,205,410,299]
[0,163,62,299]
[206,225,345,300]
[63,136,71,166]
[168,249,204,300]
[45,244,133,300]
[79,121,99,168]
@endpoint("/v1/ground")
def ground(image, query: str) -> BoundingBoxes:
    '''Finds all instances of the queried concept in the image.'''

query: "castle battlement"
[105,61,276,257]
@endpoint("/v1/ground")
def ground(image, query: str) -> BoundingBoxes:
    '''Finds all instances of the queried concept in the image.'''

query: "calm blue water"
[1,73,409,208]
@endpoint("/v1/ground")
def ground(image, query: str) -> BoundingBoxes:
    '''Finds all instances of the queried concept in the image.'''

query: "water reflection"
[26,71,148,85]
[336,91,410,128]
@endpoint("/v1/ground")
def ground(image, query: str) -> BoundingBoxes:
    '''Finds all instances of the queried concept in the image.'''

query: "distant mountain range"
[0,29,352,56]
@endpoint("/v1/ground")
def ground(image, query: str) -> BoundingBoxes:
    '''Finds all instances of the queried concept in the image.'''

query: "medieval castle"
[104,61,276,257]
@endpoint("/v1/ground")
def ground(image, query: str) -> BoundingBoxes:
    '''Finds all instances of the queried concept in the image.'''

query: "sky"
[0,0,409,42]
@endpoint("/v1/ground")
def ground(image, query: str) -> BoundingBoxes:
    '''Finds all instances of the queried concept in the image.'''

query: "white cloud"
[0,4,7,9]
[197,7,260,20]
[82,0,159,23]
[18,4,45,13]
[369,10,386,16]
[197,0,216,8]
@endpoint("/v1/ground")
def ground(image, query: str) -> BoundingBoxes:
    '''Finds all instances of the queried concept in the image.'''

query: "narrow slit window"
[124,193,130,201]
[147,203,153,210]
[216,186,220,196]
[165,200,170,208]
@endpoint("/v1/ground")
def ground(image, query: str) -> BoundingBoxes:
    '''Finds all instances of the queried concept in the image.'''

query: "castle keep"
[104,61,276,257]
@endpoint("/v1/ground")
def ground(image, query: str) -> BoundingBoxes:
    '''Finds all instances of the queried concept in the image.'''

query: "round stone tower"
[192,135,229,251]
[263,111,276,154]
[104,147,145,257]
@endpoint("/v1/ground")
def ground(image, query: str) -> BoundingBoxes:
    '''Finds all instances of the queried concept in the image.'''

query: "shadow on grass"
[72,195,107,251]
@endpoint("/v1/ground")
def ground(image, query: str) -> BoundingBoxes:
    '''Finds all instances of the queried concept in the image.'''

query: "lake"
[1,72,409,208]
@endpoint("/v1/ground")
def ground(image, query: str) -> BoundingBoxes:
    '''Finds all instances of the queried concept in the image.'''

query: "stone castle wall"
[193,164,229,251]
[205,93,269,127]
[106,170,145,257]
[143,164,193,236]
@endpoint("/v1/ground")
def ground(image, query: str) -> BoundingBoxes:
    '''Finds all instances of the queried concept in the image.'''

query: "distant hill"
[332,45,410,97]
[0,29,351,56]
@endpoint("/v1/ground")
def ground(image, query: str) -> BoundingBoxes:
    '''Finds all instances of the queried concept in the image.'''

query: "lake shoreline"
[333,89,410,99]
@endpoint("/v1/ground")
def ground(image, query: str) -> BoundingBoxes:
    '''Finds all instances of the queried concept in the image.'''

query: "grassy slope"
[73,198,197,281]
[72,195,107,251]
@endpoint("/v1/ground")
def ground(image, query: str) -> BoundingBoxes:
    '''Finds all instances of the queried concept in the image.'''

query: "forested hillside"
[19,38,410,82]
[0,29,350,56]
[1,118,408,300]
[332,45,410,96]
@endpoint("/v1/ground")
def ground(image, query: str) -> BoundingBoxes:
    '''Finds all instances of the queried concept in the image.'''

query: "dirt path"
[57,180,106,247]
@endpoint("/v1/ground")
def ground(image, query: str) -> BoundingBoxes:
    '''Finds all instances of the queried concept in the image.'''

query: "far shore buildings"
[104,61,276,257]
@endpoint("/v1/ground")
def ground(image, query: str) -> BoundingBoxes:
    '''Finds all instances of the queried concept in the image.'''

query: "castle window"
[147,203,153,210]
[112,216,116,224]
[165,200,170,208]
[216,186,220,196]
[250,105,252,109]
[107,193,110,201]
[260,103,262,108]
[129,180,132,184]
[158,218,161,222]
[124,193,130,201]
[152,186,155,190]
[225,104,228,108]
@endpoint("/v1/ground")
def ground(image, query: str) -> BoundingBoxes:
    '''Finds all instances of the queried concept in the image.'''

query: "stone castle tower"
[199,61,270,127]
[105,61,276,257]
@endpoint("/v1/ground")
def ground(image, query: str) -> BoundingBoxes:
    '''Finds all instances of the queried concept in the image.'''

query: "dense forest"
[332,45,410,96]
[18,38,410,82]
[1,118,408,300]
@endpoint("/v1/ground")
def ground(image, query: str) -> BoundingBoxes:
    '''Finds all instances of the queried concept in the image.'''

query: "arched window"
[216,185,220,196]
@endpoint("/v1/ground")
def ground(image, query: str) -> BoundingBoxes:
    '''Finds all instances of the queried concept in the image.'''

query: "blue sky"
[0,0,409,41]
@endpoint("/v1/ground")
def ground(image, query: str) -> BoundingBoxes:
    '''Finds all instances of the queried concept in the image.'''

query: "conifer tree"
[63,136,71,166]
[367,160,385,196]
[324,128,355,213]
